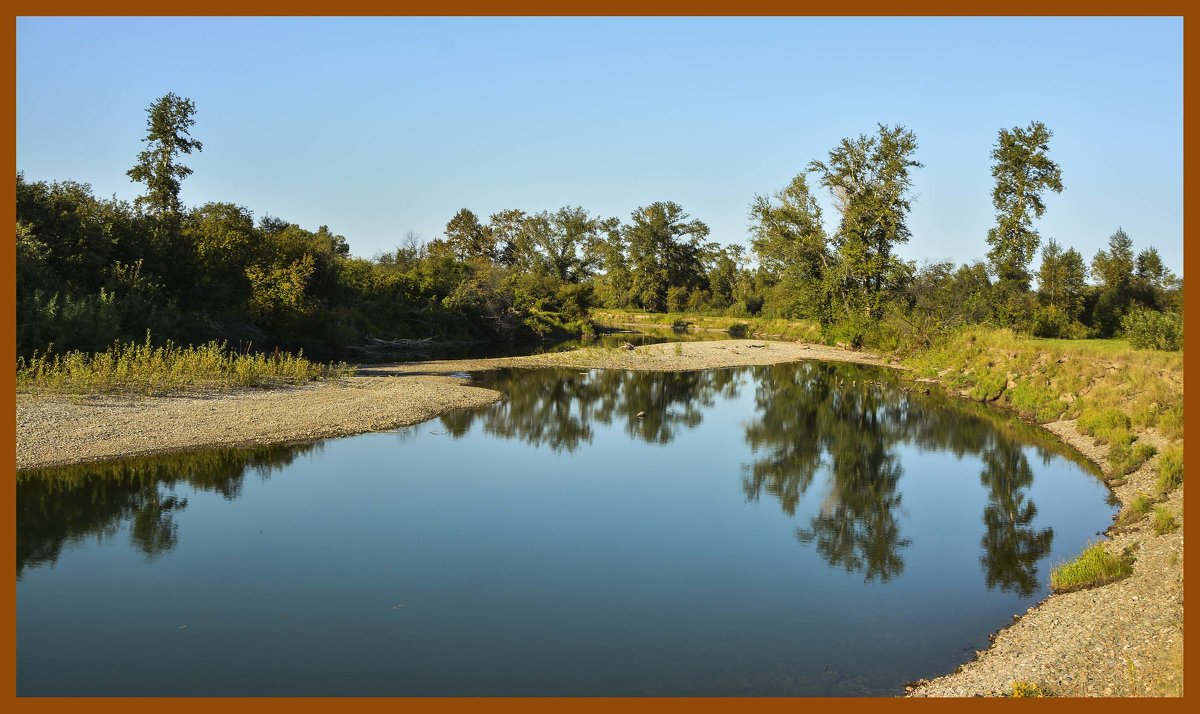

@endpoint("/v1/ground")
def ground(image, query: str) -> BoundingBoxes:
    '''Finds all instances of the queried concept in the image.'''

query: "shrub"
[1050,541,1134,591]
[1122,308,1183,351]
[1031,304,1070,338]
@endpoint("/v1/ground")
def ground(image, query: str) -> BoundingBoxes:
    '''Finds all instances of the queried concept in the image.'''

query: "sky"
[15,16,1184,275]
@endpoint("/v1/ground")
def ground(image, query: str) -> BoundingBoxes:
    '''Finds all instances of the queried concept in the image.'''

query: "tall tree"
[808,124,921,323]
[749,173,830,320]
[1131,246,1178,310]
[127,93,203,223]
[622,202,710,312]
[985,121,1063,295]
[1090,228,1136,336]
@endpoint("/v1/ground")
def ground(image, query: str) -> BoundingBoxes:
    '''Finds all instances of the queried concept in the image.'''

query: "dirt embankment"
[17,339,884,471]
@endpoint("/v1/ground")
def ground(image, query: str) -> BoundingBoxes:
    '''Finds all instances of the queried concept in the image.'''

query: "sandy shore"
[17,339,886,471]
[14,336,1182,696]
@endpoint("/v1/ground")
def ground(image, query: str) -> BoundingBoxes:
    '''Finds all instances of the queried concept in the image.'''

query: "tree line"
[15,94,1183,359]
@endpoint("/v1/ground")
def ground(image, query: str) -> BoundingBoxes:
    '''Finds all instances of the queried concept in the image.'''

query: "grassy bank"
[17,336,354,396]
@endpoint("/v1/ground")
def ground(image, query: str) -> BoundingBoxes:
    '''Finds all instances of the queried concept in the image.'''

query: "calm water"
[16,362,1115,696]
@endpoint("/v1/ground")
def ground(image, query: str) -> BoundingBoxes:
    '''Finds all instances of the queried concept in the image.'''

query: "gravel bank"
[17,374,501,471]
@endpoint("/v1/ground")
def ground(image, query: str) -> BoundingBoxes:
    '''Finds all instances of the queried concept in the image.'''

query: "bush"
[1122,308,1183,351]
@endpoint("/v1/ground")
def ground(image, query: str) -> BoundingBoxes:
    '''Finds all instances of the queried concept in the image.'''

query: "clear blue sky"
[16,16,1183,275]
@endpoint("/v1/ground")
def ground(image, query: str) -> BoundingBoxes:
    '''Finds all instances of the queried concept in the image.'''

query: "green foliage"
[126,93,203,221]
[16,333,352,396]
[1151,506,1179,535]
[620,201,711,312]
[809,124,921,322]
[1090,228,1136,337]
[1156,446,1183,495]
[1049,541,1134,591]
[1077,407,1130,437]
[1118,492,1154,526]
[1121,308,1183,351]
[986,121,1063,295]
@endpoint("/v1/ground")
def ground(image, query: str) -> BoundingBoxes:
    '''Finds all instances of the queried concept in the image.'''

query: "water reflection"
[17,444,318,576]
[459,368,743,449]
[19,362,1094,596]
[467,363,1090,588]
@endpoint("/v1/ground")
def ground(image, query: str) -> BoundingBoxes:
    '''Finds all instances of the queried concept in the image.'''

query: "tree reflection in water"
[17,443,319,576]
[467,363,1080,588]
[20,362,1087,593]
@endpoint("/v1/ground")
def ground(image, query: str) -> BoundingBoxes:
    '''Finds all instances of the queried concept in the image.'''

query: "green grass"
[1049,541,1134,592]
[17,335,354,396]
[1157,445,1184,495]
[1152,506,1179,535]
[904,328,1184,448]
[1117,492,1155,526]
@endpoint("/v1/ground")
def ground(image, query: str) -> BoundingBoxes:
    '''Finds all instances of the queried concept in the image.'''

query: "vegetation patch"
[1116,492,1154,527]
[1049,541,1134,592]
[1151,507,1179,535]
[16,334,353,396]
[1156,446,1184,495]
[1010,681,1048,698]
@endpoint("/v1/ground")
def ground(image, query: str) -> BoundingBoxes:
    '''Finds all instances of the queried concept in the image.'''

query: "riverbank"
[17,339,885,471]
[903,330,1184,697]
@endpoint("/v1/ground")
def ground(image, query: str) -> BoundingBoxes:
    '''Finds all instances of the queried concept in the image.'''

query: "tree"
[621,202,710,312]
[489,209,529,268]
[1036,238,1088,322]
[1090,228,1135,336]
[1131,246,1178,310]
[985,121,1063,297]
[808,124,921,325]
[443,208,494,262]
[127,93,203,223]
[749,173,830,321]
